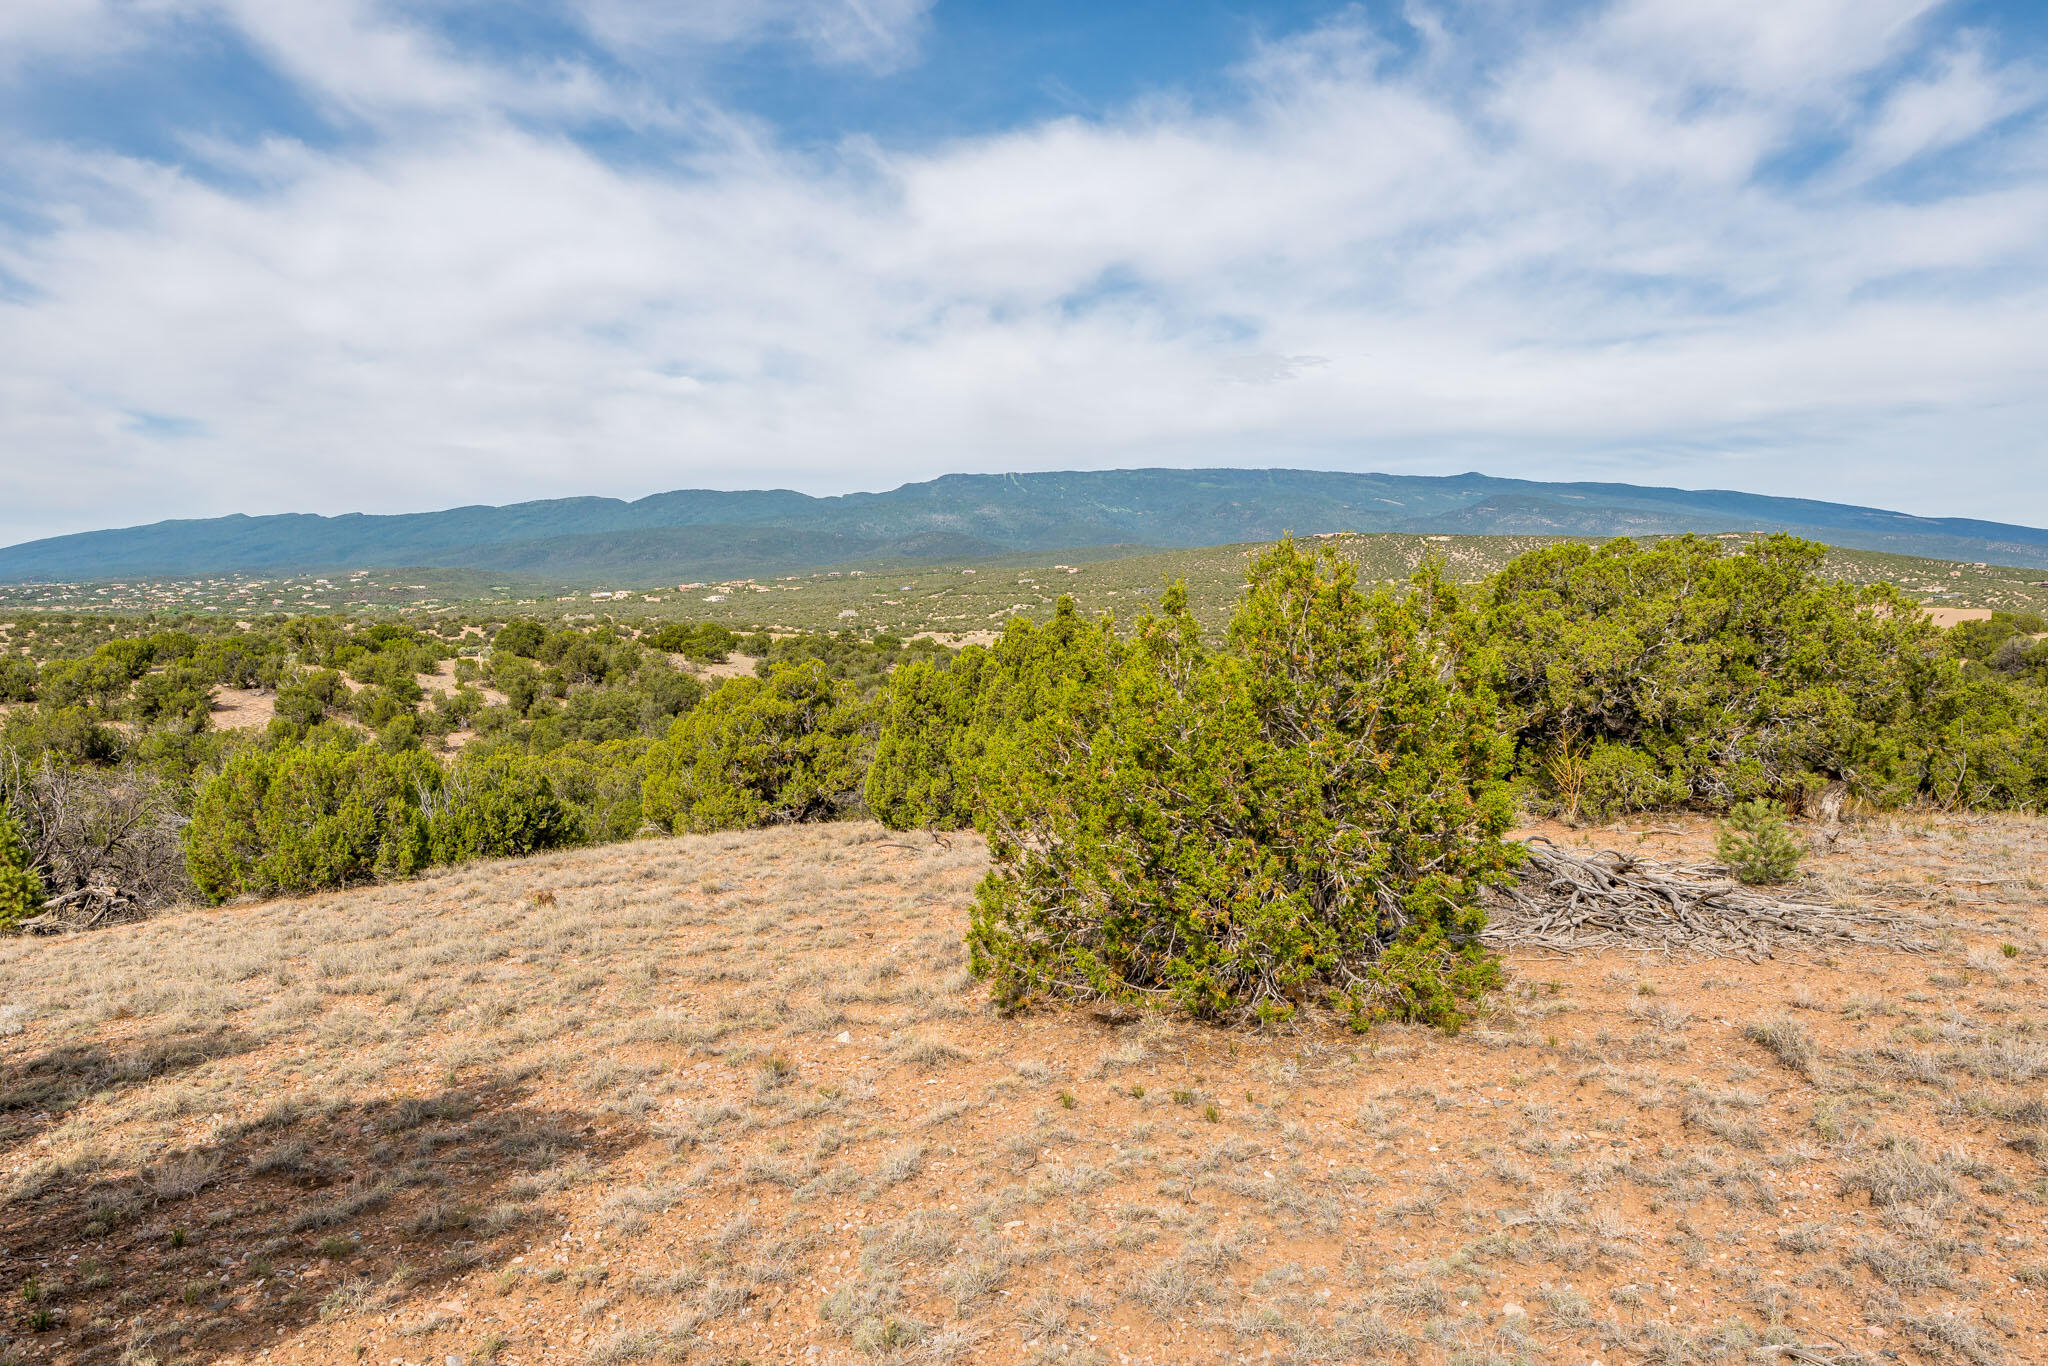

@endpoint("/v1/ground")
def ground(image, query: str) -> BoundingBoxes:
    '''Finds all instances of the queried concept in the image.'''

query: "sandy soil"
[416,662,463,699]
[1923,609,1996,628]
[679,653,761,683]
[207,688,276,733]
[913,631,1001,650]
[418,660,508,710]
[2,815,2045,1366]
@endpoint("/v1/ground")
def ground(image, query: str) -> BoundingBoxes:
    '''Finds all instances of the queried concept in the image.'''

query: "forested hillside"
[6,468,2047,583]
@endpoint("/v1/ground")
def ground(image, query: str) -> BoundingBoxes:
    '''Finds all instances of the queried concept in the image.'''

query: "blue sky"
[2,0,2046,544]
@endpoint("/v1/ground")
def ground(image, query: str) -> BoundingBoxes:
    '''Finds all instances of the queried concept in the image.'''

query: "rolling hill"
[4,468,2047,583]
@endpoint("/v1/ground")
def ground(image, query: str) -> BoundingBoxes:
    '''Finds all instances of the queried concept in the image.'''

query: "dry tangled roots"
[1481,837,1933,959]
[15,884,148,935]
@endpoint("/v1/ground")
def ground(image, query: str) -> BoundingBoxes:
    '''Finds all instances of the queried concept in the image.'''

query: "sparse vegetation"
[1,809,2045,1363]
[2,534,2043,1085]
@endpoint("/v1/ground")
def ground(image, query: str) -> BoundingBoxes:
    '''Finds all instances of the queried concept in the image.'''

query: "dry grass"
[3,813,2048,1365]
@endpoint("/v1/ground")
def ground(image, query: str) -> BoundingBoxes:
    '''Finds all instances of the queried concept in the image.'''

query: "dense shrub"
[757,630,945,690]
[1904,672,2048,811]
[1,705,124,767]
[184,742,441,901]
[1951,611,2046,667]
[192,635,282,690]
[0,656,36,704]
[129,665,212,729]
[864,651,988,831]
[1990,636,2048,686]
[969,540,1517,1030]
[493,619,546,658]
[1949,612,2048,694]
[524,739,653,843]
[1481,535,1957,815]
[271,668,349,737]
[642,661,875,833]
[1716,798,1803,885]
[427,752,583,863]
[554,668,703,744]
[643,621,739,662]
[36,653,136,711]
[0,807,43,929]
[126,724,235,787]
[489,655,545,716]
[429,683,487,732]
[865,601,1118,832]
[1573,740,1686,822]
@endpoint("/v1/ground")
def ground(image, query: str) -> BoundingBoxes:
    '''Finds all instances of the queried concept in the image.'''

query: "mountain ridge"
[5,468,2046,582]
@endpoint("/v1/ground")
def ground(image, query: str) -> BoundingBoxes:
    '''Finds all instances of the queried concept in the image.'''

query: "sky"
[1,0,2046,546]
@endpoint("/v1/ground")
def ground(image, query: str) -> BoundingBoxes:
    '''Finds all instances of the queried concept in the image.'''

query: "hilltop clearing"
[4,814,2046,1365]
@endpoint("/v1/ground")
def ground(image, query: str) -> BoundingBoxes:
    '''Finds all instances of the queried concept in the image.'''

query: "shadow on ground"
[0,1028,257,1151]
[1,1074,643,1364]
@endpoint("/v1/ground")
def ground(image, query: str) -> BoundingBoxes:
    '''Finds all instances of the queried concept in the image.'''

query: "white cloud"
[1846,35,2046,181]
[1601,0,1941,95]
[1,0,2046,546]
[575,0,935,72]
[0,0,189,77]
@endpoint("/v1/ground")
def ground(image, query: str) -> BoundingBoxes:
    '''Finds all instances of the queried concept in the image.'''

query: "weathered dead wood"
[1481,837,1932,959]
[17,884,144,935]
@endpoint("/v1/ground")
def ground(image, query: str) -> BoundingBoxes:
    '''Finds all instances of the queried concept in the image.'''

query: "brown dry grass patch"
[3,814,2047,1365]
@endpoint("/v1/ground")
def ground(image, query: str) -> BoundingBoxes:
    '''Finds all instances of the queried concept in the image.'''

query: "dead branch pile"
[1,752,191,932]
[15,884,148,935]
[1481,836,1932,959]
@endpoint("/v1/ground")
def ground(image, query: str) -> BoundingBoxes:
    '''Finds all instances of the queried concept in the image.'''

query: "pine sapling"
[1717,799,1803,885]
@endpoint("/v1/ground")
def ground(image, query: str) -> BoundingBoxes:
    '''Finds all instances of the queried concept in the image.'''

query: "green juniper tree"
[642,660,876,833]
[426,751,583,863]
[1480,534,1958,817]
[969,538,1518,1030]
[864,649,989,831]
[183,741,442,900]
[0,807,44,929]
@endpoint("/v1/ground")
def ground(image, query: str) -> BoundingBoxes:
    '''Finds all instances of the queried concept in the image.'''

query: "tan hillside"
[4,815,2047,1365]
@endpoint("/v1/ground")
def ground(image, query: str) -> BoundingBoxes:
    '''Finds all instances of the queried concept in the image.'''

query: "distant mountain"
[5,469,2046,583]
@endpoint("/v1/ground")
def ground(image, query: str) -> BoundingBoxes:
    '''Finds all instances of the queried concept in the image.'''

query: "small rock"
[1502,1303,1526,1318]
[836,1031,852,1044]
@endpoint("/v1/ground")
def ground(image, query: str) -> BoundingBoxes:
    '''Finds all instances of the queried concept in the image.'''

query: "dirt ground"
[677,653,761,683]
[417,662,508,711]
[911,632,1002,650]
[205,690,275,733]
[208,666,508,748]
[2,813,2045,1366]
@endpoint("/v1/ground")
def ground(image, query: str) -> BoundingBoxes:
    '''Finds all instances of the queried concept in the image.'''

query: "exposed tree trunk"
[1808,779,1849,849]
